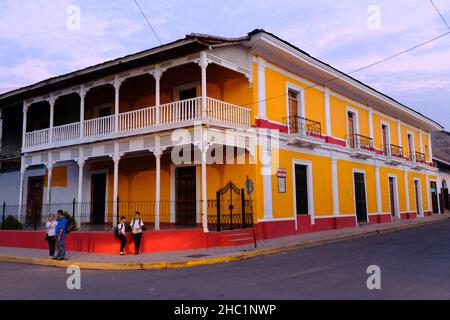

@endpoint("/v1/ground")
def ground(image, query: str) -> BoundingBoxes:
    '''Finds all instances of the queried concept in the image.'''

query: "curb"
[0,216,448,270]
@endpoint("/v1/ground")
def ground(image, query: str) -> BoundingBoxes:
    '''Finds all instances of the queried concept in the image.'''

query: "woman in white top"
[44,214,57,258]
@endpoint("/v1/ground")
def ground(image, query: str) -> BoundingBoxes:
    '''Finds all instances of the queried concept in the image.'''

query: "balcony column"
[153,148,162,230]
[112,151,121,227]
[257,57,267,120]
[324,87,332,137]
[79,87,86,138]
[198,51,209,118]
[46,161,53,213]
[113,76,123,133]
[48,96,56,144]
[17,160,26,222]
[331,154,340,215]
[151,66,165,126]
[375,162,382,214]
[77,153,85,231]
[403,166,410,213]
[22,103,29,149]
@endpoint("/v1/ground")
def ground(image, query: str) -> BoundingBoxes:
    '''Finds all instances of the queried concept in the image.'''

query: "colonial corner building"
[0,30,444,253]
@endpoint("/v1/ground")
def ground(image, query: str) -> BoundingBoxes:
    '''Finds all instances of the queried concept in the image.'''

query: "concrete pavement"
[0,214,448,270]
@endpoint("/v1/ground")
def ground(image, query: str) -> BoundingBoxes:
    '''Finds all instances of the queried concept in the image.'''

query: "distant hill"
[432,130,450,164]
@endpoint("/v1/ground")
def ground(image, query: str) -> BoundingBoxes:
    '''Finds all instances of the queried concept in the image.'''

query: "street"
[1,219,450,300]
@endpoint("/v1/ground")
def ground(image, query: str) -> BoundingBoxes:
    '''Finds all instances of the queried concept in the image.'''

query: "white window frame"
[413,177,423,216]
[380,121,391,155]
[291,159,314,228]
[387,174,400,219]
[285,82,305,134]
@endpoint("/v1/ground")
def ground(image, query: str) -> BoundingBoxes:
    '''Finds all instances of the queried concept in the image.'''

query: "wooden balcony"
[283,116,323,149]
[23,97,252,152]
[346,133,375,159]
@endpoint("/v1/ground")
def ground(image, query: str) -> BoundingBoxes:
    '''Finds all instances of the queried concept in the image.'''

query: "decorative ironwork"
[346,133,373,149]
[389,144,403,158]
[415,151,426,163]
[283,116,322,137]
[210,181,254,232]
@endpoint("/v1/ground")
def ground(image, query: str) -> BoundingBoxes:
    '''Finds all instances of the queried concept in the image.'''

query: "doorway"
[26,176,44,227]
[430,181,439,214]
[382,124,389,155]
[294,164,309,215]
[347,112,356,148]
[388,177,397,217]
[91,173,107,225]
[354,172,368,223]
[414,180,422,216]
[175,166,197,226]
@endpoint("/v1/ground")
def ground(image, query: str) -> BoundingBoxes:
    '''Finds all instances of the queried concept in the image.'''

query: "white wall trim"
[387,173,401,219]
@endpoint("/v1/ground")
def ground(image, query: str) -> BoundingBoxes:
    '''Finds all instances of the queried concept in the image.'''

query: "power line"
[133,0,163,45]
[428,0,450,30]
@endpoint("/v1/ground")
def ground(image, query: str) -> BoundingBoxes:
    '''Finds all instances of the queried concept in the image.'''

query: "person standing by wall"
[44,213,57,258]
[130,211,144,255]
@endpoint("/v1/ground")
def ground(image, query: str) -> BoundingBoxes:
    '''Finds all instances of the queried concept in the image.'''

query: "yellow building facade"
[4,30,442,241]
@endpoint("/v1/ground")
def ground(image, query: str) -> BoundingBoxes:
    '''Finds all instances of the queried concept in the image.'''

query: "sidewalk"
[1,214,448,270]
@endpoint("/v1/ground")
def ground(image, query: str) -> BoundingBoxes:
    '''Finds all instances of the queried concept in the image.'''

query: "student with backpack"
[115,216,127,255]
[130,211,144,255]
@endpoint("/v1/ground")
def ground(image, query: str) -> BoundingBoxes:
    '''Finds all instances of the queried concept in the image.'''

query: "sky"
[0,0,449,129]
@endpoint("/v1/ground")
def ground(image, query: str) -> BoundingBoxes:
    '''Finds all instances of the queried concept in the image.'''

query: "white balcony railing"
[22,97,251,150]
[119,106,157,132]
[24,128,49,148]
[52,122,80,143]
[207,97,251,127]
[84,115,115,138]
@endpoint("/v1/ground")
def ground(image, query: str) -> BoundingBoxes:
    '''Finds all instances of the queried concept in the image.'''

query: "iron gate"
[212,181,253,232]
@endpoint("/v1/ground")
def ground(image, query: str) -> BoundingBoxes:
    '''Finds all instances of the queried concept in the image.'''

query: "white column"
[201,146,209,232]
[48,96,55,143]
[331,156,340,215]
[79,87,86,138]
[368,107,374,141]
[22,103,29,149]
[114,76,122,133]
[324,87,332,137]
[151,66,164,125]
[112,152,120,226]
[257,58,267,120]
[425,175,431,212]
[199,52,209,118]
[375,163,382,214]
[17,162,26,221]
[46,163,53,213]
[397,119,402,147]
[77,157,85,230]
[154,149,162,230]
[403,167,410,213]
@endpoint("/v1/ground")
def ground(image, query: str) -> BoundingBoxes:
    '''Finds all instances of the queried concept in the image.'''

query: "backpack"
[113,224,121,238]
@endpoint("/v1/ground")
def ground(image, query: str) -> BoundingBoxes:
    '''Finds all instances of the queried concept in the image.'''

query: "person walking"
[130,211,144,255]
[54,210,68,260]
[44,213,57,258]
[118,216,127,255]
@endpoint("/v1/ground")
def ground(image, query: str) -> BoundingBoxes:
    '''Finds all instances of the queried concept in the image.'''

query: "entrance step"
[219,229,255,246]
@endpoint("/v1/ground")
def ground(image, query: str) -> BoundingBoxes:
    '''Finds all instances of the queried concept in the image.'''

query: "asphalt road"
[1,219,450,300]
